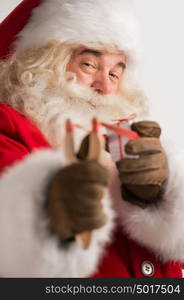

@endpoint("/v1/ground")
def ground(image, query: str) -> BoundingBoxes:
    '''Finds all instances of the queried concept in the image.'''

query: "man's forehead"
[74,46,126,65]
[79,48,102,57]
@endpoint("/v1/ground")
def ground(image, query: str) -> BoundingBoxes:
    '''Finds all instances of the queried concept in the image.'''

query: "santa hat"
[0,0,141,67]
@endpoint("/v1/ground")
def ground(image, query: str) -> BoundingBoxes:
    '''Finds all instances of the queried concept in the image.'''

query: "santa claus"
[0,0,183,278]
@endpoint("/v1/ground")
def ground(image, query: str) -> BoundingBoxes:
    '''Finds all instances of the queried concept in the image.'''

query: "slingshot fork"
[65,118,103,249]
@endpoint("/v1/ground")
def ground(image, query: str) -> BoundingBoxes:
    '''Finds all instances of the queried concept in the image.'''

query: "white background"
[1,0,184,146]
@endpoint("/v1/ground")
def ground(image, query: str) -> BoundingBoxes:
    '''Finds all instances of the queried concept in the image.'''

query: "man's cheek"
[77,74,93,86]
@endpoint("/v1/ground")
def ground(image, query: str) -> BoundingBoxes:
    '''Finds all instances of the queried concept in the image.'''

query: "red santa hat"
[0,0,141,67]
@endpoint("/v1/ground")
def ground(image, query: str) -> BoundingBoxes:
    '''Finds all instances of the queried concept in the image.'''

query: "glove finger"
[122,183,163,200]
[117,153,167,173]
[71,200,103,218]
[119,168,168,185]
[125,137,162,155]
[68,184,105,211]
[73,212,107,234]
[47,188,106,239]
[131,121,161,138]
[59,161,109,186]
[70,195,106,233]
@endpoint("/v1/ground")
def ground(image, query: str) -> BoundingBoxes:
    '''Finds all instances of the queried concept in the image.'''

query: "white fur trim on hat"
[16,0,141,67]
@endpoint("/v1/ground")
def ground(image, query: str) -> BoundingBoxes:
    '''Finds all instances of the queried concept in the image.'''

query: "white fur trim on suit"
[0,149,114,277]
[16,0,141,67]
[114,136,184,263]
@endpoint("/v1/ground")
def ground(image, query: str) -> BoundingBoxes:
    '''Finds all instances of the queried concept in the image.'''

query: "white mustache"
[18,69,147,148]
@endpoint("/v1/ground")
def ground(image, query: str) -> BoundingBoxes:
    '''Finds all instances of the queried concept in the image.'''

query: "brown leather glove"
[45,138,109,241]
[116,121,169,207]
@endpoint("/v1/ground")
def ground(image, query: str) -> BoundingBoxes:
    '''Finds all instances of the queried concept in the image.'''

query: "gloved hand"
[45,136,109,241]
[116,121,169,208]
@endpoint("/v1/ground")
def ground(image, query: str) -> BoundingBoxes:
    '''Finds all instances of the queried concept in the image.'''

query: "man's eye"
[110,73,119,79]
[82,62,95,69]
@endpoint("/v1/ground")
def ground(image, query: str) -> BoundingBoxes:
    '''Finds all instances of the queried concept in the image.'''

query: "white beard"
[18,72,148,151]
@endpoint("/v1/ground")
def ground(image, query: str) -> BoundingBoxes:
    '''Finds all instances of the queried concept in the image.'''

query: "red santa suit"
[0,0,184,278]
[0,102,183,278]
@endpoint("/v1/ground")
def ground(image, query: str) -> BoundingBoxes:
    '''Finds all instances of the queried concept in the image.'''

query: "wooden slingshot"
[65,118,102,249]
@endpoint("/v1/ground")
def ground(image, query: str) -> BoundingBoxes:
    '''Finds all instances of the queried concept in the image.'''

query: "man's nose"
[91,72,113,95]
